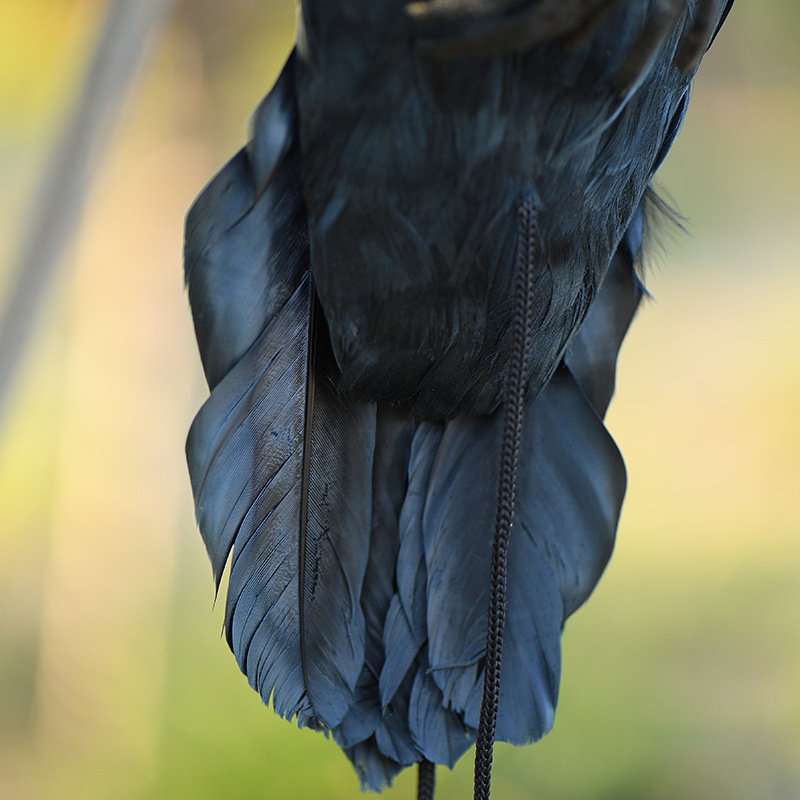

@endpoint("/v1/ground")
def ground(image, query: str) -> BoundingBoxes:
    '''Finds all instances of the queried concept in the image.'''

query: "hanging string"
[417,759,436,800]
[473,191,539,800]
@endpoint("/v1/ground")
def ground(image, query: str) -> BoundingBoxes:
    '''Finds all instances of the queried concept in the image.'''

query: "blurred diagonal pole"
[0,0,175,427]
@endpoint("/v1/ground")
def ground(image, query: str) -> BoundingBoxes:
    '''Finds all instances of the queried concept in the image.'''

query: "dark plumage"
[185,0,733,792]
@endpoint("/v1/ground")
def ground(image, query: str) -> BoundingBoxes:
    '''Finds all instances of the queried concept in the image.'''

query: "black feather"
[186,60,375,730]
[403,364,625,747]
[565,200,646,418]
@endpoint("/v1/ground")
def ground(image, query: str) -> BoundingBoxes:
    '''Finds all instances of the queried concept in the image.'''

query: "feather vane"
[185,61,374,730]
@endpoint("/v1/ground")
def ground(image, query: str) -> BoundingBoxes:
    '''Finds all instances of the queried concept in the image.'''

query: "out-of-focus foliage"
[0,2,798,799]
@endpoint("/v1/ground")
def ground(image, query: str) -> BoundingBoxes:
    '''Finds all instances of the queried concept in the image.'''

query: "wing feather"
[185,56,374,730]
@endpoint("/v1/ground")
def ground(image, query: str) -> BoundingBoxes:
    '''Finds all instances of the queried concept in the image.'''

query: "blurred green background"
[1,2,798,798]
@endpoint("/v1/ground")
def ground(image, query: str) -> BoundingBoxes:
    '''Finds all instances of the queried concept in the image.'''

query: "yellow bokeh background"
[1,2,797,798]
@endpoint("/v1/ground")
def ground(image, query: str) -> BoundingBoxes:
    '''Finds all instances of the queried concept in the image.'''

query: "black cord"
[473,192,538,800]
[417,759,436,800]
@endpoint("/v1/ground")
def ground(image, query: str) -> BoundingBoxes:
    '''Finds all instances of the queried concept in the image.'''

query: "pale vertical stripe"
[0,0,175,423]
[31,127,210,798]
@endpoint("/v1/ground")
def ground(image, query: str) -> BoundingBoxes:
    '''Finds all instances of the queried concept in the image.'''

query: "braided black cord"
[417,759,436,800]
[473,192,538,800]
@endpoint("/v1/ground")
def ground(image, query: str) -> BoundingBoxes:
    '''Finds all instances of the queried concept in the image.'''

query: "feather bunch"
[185,0,733,790]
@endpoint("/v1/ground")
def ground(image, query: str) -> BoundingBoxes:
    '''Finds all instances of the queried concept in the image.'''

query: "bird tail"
[185,50,643,790]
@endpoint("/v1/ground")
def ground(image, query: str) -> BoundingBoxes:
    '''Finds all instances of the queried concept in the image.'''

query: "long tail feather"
[419,365,625,744]
[333,408,414,747]
[185,57,374,730]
